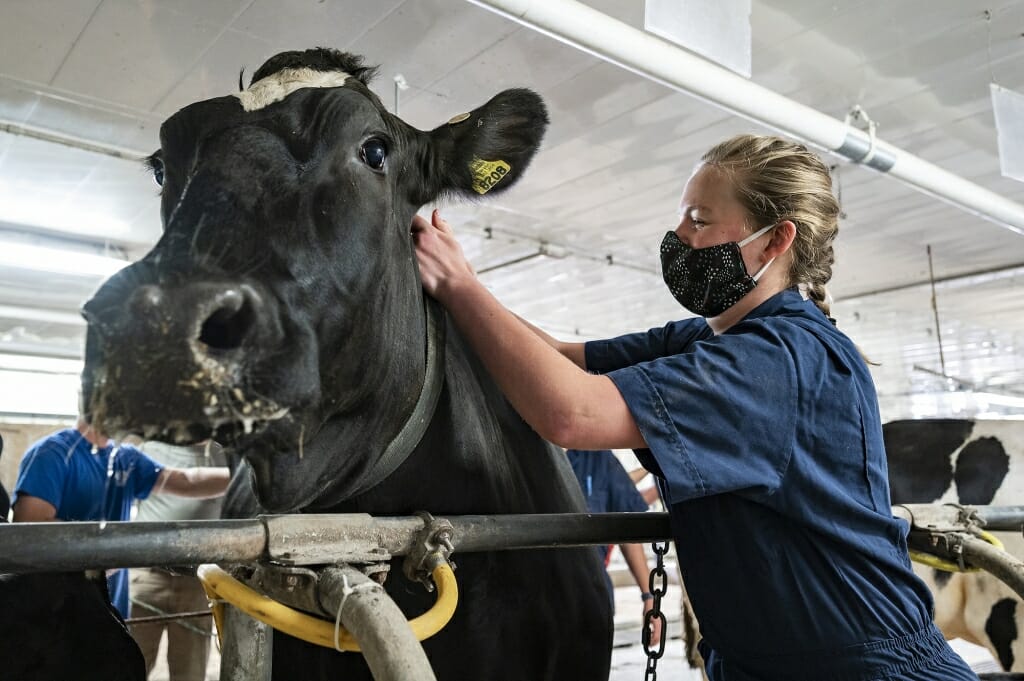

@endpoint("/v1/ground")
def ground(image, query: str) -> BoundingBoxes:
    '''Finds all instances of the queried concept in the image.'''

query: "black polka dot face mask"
[660,223,776,318]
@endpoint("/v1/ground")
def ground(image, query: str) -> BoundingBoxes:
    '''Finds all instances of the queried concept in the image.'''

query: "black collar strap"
[347,295,446,498]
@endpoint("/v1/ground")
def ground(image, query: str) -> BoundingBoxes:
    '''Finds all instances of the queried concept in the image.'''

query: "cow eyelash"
[145,153,165,187]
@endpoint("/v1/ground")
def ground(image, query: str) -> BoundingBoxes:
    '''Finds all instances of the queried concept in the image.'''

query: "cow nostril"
[199,290,255,351]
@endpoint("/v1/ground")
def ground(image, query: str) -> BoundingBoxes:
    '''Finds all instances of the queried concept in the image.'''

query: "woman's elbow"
[538,409,588,450]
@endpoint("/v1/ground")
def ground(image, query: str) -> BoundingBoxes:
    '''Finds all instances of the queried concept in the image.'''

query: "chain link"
[642,540,669,681]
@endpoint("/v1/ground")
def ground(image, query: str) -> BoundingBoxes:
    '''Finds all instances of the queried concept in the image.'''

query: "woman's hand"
[411,209,476,302]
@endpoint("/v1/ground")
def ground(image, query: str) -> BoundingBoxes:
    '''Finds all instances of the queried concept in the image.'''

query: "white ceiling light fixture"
[0,369,80,418]
[0,353,83,375]
[0,304,85,326]
[645,0,751,77]
[991,84,1024,184]
[0,237,130,278]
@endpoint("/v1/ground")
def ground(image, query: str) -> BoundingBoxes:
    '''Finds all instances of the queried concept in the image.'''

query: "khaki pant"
[129,568,213,681]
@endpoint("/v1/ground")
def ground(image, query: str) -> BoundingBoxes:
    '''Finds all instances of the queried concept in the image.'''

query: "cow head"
[80,49,547,511]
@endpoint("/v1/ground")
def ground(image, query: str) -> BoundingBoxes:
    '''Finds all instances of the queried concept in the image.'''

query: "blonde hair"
[701,134,840,319]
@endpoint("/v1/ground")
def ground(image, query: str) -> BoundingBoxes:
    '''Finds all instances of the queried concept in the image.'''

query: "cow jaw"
[85,362,291,445]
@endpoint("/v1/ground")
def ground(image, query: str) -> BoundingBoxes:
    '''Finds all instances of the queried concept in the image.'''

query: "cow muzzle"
[81,276,291,443]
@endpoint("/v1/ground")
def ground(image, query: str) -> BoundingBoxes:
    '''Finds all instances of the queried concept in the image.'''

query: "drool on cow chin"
[81,272,309,445]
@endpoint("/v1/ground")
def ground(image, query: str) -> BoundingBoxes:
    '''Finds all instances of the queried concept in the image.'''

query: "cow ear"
[417,88,548,203]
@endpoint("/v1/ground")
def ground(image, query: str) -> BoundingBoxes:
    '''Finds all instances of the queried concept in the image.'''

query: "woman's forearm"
[441,277,644,449]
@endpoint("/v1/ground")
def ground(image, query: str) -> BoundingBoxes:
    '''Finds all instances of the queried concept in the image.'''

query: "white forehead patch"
[235,67,352,112]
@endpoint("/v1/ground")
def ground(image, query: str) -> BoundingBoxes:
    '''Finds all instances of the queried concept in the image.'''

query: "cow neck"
[348,294,446,498]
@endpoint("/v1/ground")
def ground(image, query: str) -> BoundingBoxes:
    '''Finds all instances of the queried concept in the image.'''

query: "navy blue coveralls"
[585,288,977,681]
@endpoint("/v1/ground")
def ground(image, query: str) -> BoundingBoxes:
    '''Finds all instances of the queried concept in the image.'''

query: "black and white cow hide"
[886,418,1024,673]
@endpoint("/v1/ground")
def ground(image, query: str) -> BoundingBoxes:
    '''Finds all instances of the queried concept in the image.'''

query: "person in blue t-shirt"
[412,134,978,680]
[12,419,231,619]
[566,449,661,646]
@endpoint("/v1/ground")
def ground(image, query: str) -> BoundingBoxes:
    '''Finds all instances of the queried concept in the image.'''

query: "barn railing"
[3,506,1024,681]
[0,512,673,681]
[2,505,1022,574]
[0,511,672,573]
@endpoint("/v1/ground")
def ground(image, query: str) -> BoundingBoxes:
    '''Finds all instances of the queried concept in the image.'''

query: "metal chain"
[642,540,669,681]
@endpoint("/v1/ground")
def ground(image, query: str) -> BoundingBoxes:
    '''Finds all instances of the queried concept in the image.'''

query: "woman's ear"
[766,220,797,260]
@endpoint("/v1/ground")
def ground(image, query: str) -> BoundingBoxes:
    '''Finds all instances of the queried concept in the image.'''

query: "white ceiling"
[1,0,1023,420]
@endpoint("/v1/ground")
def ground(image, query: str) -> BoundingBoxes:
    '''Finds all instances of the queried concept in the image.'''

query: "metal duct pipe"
[958,533,1024,601]
[318,566,437,681]
[465,0,1024,237]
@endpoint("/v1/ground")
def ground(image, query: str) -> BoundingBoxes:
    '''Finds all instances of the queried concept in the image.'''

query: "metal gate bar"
[1,505,1022,575]
[0,512,672,573]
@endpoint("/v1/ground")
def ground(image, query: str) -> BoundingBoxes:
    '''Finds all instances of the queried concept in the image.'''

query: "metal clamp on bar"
[404,512,457,592]
[842,105,881,166]
[895,503,1005,573]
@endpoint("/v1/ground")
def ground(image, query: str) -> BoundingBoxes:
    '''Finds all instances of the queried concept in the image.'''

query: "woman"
[412,134,977,680]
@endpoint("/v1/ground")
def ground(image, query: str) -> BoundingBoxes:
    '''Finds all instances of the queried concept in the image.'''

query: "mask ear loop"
[751,257,775,282]
[741,223,778,282]
[738,222,776,247]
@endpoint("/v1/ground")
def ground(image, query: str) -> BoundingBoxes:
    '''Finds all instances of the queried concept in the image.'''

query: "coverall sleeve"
[605,321,798,505]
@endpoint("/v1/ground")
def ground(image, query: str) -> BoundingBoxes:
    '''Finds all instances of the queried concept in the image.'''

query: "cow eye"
[147,154,165,186]
[360,138,387,171]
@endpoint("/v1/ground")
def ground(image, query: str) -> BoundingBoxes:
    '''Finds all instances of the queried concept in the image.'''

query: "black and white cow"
[78,49,611,680]
[886,418,1024,673]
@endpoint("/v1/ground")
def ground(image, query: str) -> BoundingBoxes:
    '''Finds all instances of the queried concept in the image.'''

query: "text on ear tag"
[469,158,511,195]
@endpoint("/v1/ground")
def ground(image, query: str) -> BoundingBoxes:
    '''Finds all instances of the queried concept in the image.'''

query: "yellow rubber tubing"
[909,529,1005,574]
[197,563,458,651]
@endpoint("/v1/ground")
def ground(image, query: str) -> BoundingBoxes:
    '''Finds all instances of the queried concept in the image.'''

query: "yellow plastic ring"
[909,530,1005,574]
[197,563,458,651]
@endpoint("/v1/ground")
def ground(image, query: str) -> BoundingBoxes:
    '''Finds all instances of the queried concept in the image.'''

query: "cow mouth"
[84,357,292,447]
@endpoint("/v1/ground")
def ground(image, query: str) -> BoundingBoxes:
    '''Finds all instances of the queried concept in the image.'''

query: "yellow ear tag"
[447,112,471,125]
[469,158,511,195]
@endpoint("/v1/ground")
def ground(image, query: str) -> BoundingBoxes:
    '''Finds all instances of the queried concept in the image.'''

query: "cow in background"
[886,418,1024,672]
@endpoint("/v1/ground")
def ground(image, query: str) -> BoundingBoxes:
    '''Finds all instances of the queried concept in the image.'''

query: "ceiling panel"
[50,0,227,110]
[0,0,101,84]
[233,0,405,55]
[155,28,276,117]
[346,0,522,130]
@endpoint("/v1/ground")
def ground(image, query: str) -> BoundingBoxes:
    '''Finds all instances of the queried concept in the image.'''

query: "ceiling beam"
[0,119,145,162]
[835,262,1024,303]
